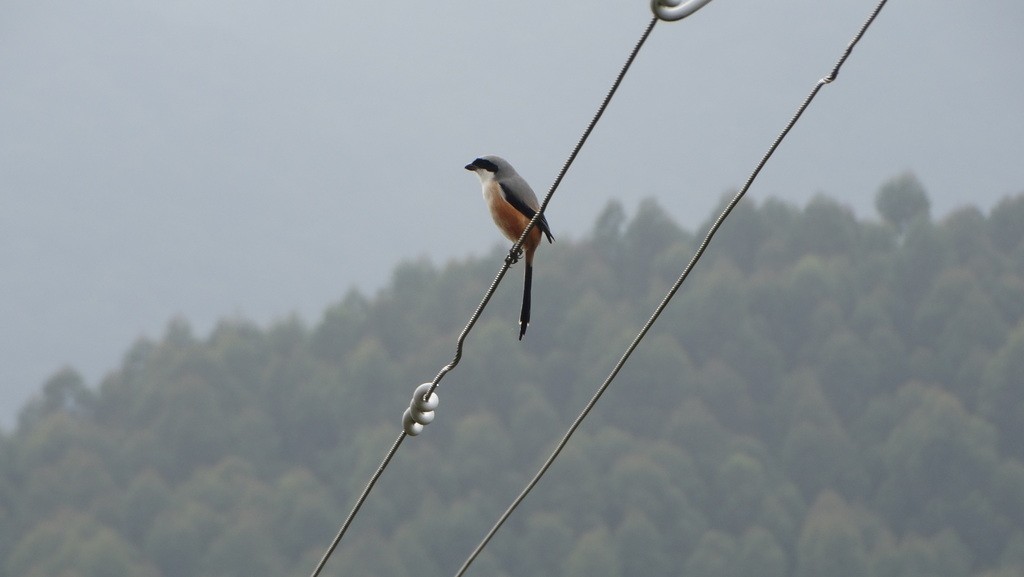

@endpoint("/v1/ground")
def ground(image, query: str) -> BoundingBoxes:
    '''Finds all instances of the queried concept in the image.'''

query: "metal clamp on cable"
[403,383,439,436]
[651,0,715,21]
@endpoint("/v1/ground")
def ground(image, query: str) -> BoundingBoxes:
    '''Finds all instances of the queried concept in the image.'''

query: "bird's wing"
[500,182,555,243]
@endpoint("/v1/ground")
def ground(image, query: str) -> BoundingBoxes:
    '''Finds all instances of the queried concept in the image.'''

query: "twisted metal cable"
[425,14,660,401]
[310,432,405,577]
[309,15,660,577]
[453,1,889,574]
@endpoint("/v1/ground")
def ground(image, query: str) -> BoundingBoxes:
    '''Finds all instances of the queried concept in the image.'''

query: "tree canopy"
[3,178,1024,577]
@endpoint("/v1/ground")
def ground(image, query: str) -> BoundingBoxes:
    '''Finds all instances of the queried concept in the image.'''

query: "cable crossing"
[453,0,890,574]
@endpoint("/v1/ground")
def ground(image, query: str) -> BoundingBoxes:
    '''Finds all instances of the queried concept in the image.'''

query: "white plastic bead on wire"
[651,0,715,22]
[402,383,439,436]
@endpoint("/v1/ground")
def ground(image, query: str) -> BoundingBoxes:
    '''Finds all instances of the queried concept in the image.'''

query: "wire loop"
[651,0,715,22]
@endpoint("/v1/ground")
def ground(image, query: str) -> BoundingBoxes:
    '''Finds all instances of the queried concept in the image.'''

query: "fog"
[2,0,1022,426]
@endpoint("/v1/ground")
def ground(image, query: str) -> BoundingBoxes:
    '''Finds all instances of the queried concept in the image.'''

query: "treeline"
[3,174,1024,577]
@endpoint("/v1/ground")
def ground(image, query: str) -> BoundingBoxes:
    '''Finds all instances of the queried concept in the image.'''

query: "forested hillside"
[4,175,1024,577]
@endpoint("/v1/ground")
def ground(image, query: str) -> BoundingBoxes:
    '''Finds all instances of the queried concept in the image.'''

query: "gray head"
[465,155,518,180]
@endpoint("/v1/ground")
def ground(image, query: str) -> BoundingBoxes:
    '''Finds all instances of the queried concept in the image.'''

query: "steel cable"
[452,1,889,574]
[309,14,661,577]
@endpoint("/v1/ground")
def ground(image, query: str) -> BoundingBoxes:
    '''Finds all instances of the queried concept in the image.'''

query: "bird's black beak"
[464,163,477,171]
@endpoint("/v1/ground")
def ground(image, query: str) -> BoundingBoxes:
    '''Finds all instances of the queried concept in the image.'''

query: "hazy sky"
[2,0,1022,427]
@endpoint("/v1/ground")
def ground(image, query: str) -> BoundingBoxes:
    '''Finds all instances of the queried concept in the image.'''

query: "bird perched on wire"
[465,155,554,340]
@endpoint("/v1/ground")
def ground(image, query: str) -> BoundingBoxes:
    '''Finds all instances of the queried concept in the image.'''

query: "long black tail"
[519,263,532,340]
